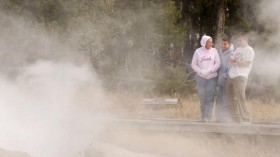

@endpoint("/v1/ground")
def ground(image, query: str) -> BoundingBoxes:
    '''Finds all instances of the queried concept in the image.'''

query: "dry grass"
[107,91,280,122]
[93,91,280,157]
[250,99,280,122]
[96,128,280,157]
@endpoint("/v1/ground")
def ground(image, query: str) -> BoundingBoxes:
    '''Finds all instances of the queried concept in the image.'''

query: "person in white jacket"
[227,32,255,123]
[191,35,221,122]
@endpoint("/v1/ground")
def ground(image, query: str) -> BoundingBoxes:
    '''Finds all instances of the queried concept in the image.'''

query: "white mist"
[0,61,113,157]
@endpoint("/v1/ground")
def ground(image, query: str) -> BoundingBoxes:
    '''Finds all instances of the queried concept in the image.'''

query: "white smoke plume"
[1,1,280,157]
[0,61,114,157]
[0,8,113,157]
[248,0,280,97]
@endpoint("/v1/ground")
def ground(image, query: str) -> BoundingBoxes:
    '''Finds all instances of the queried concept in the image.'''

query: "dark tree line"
[0,0,262,75]
[173,0,261,55]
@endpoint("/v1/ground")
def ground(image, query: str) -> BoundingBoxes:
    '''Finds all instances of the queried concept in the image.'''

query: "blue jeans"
[216,84,231,122]
[196,76,217,120]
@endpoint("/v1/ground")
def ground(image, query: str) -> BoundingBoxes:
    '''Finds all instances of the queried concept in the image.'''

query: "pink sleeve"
[211,50,221,72]
[191,50,201,74]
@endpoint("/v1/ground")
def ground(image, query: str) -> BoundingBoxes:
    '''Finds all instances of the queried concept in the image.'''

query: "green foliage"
[153,67,196,95]
[0,0,264,96]
[61,0,186,77]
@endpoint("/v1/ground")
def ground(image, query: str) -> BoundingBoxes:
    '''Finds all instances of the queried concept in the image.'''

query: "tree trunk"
[215,0,227,49]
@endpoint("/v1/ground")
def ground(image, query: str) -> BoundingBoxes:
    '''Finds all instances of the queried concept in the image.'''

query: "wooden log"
[115,118,280,136]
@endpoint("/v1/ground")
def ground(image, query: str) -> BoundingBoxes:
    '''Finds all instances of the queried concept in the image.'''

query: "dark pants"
[216,84,231,122]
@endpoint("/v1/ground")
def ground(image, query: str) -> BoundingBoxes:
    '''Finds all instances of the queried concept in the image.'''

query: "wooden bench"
[140,98,182,117]
[142,98,180,107]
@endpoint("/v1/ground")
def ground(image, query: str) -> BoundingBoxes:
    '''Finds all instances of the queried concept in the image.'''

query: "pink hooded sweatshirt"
[191,35,221,79]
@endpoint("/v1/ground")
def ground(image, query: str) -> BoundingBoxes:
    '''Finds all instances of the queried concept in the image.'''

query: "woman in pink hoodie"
[191,35,221,122]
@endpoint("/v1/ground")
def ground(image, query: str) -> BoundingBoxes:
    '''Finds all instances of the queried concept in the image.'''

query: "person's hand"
[209,67,216,73]
[200,69,211,75]
[229,54,235,61]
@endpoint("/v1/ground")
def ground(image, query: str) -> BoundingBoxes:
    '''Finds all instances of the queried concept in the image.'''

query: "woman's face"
[205,38,213,49]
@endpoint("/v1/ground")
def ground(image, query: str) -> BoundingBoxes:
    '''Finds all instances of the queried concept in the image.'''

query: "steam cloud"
[0,10,113,157]
[0,61,114,157]
[1,1,280,157]
[249,0,280,95]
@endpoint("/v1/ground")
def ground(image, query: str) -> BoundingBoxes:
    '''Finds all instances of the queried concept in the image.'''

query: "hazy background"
[0,0,280,157]
[244,0,280,99]
[0,6,113,157]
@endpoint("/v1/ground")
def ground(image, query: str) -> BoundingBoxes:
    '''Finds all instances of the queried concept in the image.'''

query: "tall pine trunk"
[215,0,227,49]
